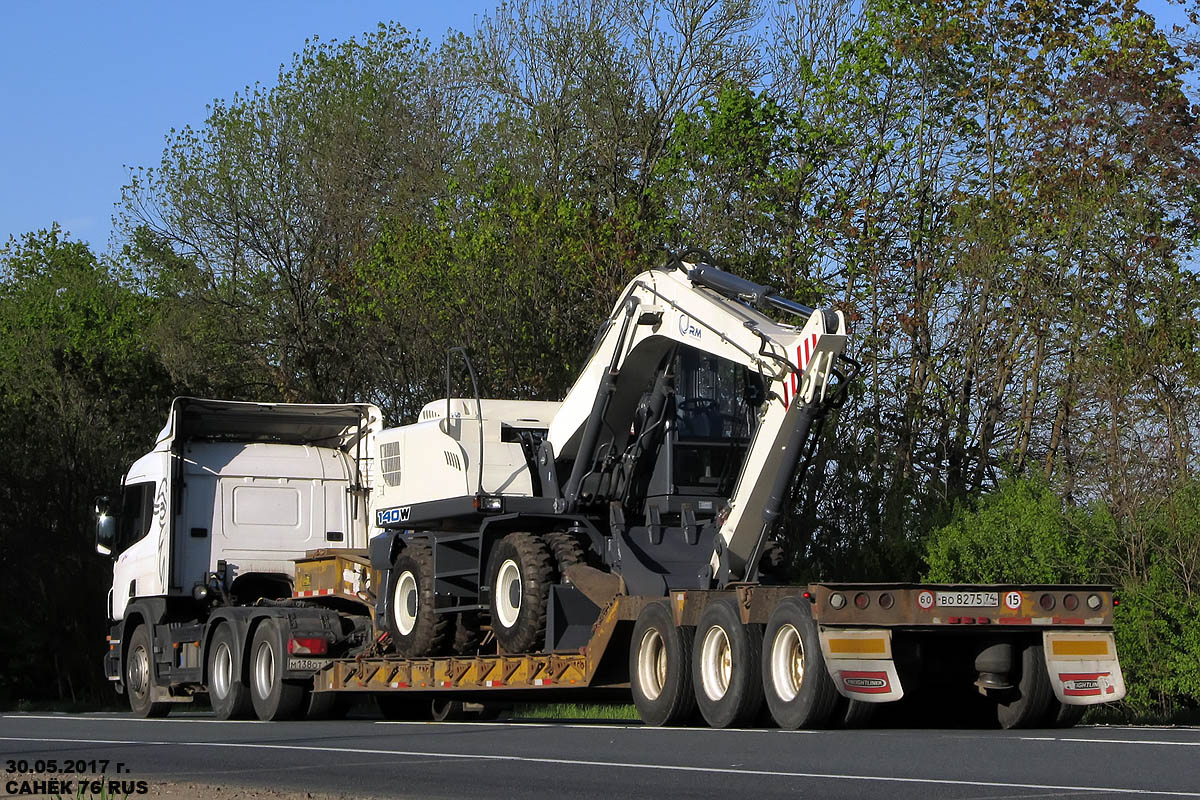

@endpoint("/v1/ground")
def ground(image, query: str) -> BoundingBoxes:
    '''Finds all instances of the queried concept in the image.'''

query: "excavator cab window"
[652,346,763,499]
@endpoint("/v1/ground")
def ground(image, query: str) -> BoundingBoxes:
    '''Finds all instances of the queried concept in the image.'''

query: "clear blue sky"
[0,1,1187,254]
[0,1,488,252]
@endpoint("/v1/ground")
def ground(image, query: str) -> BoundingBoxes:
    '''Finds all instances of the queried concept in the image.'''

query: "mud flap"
[819,628,904,703]
[1043,630,1126,705]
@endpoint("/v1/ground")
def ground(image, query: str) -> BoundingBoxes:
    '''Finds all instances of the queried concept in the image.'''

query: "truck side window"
[119,482,156,550]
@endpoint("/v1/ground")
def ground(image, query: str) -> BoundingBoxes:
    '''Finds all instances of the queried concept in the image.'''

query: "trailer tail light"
[1039,593,1056,611]
[1063,594,1079,611]
[878,592,894,610]
[854,592,870,609]
[288,637,328,655]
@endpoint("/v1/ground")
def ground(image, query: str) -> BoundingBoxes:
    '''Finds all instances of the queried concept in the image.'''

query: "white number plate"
[935,591,998,608]
[287,658,328,672]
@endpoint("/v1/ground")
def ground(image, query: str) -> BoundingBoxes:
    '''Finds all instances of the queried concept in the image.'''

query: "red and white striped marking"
[294,589,334,598]
[782,333,820,408]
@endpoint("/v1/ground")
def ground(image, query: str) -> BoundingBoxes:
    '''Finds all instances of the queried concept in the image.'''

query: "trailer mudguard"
[1043,630,1126,705]
[819,627,904,703]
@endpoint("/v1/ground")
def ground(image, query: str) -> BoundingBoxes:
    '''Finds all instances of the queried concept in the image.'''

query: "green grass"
[510,703,642,722]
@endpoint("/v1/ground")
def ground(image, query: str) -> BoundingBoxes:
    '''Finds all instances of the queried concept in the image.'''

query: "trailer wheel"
[486,532,554,653]
[208,624,252,720]
[835,696,877,728]
[249,619,308,721]
[997,643,1054,729]
[761,597,839,729]
[630,601,696,727]
[431,697,466,722]
[1043,700,1086,728]
[125,624,170,718]
[387,540,452,657]
[692,600,764,729]
[306,691,350,720]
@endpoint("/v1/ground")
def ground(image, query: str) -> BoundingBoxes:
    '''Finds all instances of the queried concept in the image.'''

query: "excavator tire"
[546,531,586,575]
[387,539,452,657]
[997,643,1054,729]
[693,599,764,728]
[762,597,840,729]
[452,610,484,655]
[487,532,555,653]
[630,601,697,726]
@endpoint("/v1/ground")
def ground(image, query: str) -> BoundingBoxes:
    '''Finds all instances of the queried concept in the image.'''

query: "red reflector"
[948,616,961,624]
[1113,598,1120,607]
[977,617,990,624]
[961,617,975,624]
[802,591,812,600]
[287,637,328,655]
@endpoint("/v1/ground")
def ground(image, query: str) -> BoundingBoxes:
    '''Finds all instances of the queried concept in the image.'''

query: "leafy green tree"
[0,227,173,705]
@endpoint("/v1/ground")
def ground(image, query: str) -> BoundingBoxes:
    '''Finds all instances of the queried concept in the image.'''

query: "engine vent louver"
[444,450,462,470]
[380,441,403,486]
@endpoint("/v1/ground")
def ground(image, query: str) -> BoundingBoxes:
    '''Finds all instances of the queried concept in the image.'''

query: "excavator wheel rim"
[393,569,419,636]
[770,623,805,703]
[637,628,668,702]
[496,558,523,628]
[699,624,733,702]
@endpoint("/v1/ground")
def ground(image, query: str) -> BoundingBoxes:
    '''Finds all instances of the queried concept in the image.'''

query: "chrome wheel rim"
[637,628,668,702]
[700,625,732,702]
[496,559,522,628]
[771,623,804,702]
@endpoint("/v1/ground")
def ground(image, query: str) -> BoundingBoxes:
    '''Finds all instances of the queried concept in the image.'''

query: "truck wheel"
[125,625,171,718]
[387,540,452,657]
[630,601,696,727]
[997,643,1054,729]
[835,696,877,728]
[762,597,839,729]
[692,600,764,729]
[487,532,554,653]
[249,619,308,721]
[208,624,252,720]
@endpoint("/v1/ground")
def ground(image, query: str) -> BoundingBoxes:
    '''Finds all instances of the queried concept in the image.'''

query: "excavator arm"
[545,258,849,586]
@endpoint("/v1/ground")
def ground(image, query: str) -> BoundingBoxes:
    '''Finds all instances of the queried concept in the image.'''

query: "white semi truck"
[97,255,1126,728]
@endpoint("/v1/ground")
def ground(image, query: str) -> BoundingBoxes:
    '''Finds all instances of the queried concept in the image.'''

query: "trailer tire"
[835,697,877,729]
[431,697,466,722]
[762,597,839,729]
[387,540,452,657]
[208,624,252,720]
[126,625,171,718]
[630,601,696,727]
[487,532,554,653]
[997,643,1054,729]
[1043,700,1086,728]
[692,600,764,729]
[306,691,350,720]
[249,619,308,721]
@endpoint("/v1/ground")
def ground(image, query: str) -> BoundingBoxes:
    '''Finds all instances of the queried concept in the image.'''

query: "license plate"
[287,658,328,672]
[936,591,998,608]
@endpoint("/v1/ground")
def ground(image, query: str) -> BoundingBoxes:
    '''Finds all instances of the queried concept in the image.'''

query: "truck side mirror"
[95,496,117,556]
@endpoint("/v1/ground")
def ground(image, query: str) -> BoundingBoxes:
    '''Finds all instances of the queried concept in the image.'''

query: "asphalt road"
[2,712,1199,799]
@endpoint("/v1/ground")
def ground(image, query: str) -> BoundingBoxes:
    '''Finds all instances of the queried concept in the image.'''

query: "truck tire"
[487,532,554,653]
[208,624,252,720]
[125,624,171,718]
[835,696,877,728]
[997,643,1054,729]
[630,601,696,727]
[692,599,764,729]
[387,540,452,657]
[249,619,308,721]
[761,596,839,729]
